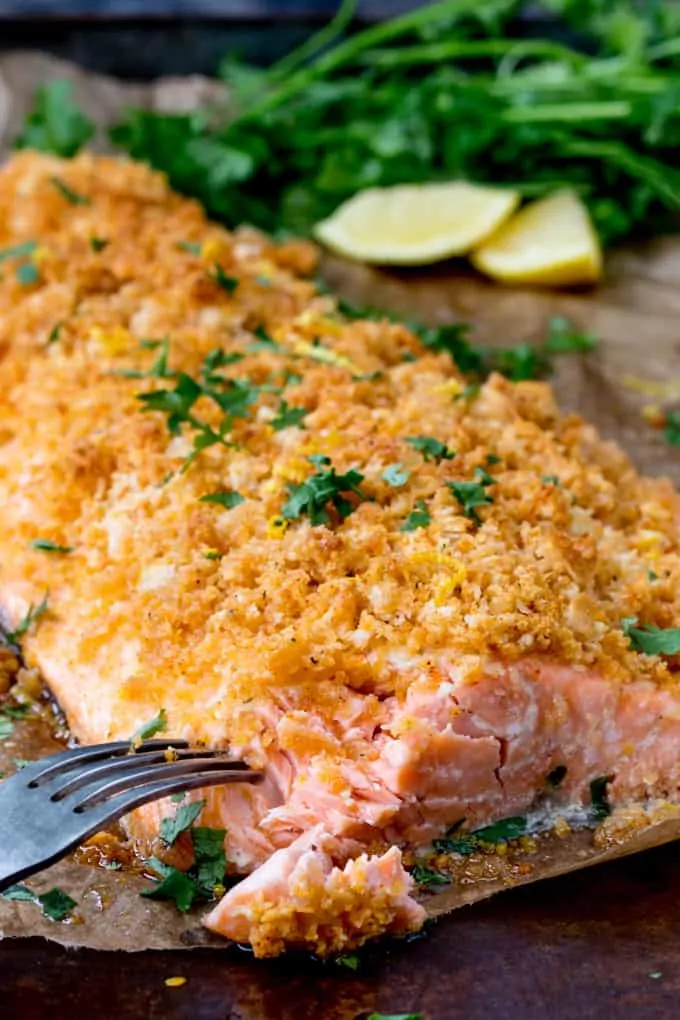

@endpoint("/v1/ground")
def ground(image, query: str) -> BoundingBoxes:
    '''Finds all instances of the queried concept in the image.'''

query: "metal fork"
[0,739,262,892]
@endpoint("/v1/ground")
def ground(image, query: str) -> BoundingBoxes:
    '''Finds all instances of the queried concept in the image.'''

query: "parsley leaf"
[544,316,598,354]
[141,859,198,913]
[589,775,612,821]
[400,500,431,532]
[130,708,167,744]
[664,411,680,446]
[191,827,228,891]
[382,463,410,487]
[160,799,206,847]
[335,954,361,971]
[473,816,526,843]
[37,888,78,921]
[118,338,173,380]
[5,593,48,645]
[14,80,94,157]
[31,539,74,554]
[50,176,91,206]
[199,490,245,509]
[16,263,39,286]
[282,456,367,526]
[210,264,239,294]
[368,1013,423,1020]
[447,480,494,525]
[415,323,482,372]
[46,321,64,346]
[271,400,308,431]
[246,326,280,353]
[411,863,449,887]
[137,373,203,434]
[2,884,35,901]
[405,436,455,463]
[200,348,244,386]
[177,240,201,255]
[0,240,36,263]
[621,618,680,656]
[89,236,109,253]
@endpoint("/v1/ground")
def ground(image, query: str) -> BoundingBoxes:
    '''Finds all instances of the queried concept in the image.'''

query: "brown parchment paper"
[1,51,679,953]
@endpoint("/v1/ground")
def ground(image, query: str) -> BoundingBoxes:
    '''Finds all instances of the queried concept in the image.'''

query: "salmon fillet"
[1,152,679,956]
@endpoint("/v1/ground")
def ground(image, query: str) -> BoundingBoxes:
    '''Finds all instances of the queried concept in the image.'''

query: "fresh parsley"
[271,400,308,431]
[30,539,74,554]
[210,264,239,294]
[199,490,245,510]
[447,477,494,526]
[176,240,201,255]
[433,815,527,853]
[14,79,94,157]
[411,863,449,887]
[89,236,109,253]
[160,799,206,847]
[130,708,167,744]
[405,436,455,463]
[50,176,91,206]
[367,1013,423,1020]
[473,816,527,843]
[589,775,612,821]
[16,263,39,286]
[382,463,410,487]
[334,954,361,971]
[2,884,77,921]
[0,240,36,263]
[0,718,15,741]
[46,321,65,346]
[282,455,367,526]
[142,826,227,911]
[246,326,280,353]
[621,618,680,656]
[400,500,431,532]
[115,338,174,380]
[5,593,48,645]
[664,411,680,446]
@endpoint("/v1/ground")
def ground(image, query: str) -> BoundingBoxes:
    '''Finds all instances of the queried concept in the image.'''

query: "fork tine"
[29,738,189,786]
[47,747,236,800]
[74,759,258,813]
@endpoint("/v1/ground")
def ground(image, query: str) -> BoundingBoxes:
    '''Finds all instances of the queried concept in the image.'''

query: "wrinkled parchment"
[0,51,679,952]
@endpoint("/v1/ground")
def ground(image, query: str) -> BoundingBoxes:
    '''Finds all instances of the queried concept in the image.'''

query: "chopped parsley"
[46,320,64,345]
[405,436,455,463]
[130,708,167,744]
[50,176,91,206]
[0,240,36,263]
[142,826,227,911]
[447,477,494,526]
[5,593,48,645]
[411,863,449,887]
[16,262,39,286]
[334,954,360,971]
[367,1013,423,1020]
[2,884,77,921]
[199,490,245,510]
[664,410,680,446]
[382,463,410,487]
[271,400,308,432]
[176,240,201,255]
[200,348,244,385]
[115,337,173,380]
[400,501,431,532]
[472,816,527,843]
[282,455,366,526]
[621,618,680,656]
[433,815,527,853]
[210,264,239,294]
[30,539,74,554]
[486,454,502,466]
[89,236,109,253]
[542,475,561,486]
[589,775,612,821]
[14,79,94,157]
[544,315,598,355]
[160,799,206,847]
[246,326,280,353]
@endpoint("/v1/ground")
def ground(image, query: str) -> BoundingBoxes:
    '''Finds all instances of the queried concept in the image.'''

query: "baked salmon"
[1,151,679,957]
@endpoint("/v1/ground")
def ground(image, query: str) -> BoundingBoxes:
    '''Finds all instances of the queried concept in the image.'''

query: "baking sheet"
[0,51,679,953]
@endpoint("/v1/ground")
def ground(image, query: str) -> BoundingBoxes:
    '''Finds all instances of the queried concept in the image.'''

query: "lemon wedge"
[471,189,602,286]
[313,182,520,265]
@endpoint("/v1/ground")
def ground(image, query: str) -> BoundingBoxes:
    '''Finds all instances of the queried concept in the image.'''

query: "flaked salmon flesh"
[1,152,679,956]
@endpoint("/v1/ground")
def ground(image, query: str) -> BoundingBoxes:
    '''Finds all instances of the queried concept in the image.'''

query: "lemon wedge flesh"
[472,189,602,286]
[313,182,520,265]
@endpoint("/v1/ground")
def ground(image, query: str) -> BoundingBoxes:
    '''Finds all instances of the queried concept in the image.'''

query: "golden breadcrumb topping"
[0,152,679,749]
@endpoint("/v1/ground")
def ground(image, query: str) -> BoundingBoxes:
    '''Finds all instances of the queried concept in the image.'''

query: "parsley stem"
[232,0,487,125]
[360,38,587,71]
[267,0,357,82]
